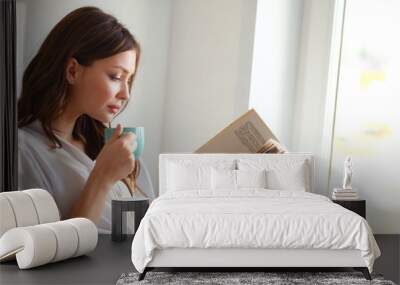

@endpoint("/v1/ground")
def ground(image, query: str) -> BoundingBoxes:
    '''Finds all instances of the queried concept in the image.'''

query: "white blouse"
[18,120,154,234]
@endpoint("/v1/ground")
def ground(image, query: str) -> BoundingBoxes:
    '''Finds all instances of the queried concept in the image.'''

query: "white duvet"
[131,189,380,273]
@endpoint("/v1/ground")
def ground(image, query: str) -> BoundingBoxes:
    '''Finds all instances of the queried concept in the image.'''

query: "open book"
[195,109,287,154]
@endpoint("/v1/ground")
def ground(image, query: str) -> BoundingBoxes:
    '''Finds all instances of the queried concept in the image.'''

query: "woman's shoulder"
[18,120,51,152]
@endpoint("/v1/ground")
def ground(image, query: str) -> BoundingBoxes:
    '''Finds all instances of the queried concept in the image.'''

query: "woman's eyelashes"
[109,74,122,81]
[109,74,131,85]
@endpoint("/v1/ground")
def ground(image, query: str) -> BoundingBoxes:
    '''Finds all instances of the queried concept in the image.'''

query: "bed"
[131,153,380,280]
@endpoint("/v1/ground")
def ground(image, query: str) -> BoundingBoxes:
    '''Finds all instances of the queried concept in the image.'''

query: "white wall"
[248,0,304,149]
[161,0,257,155]
[16,0,172,194]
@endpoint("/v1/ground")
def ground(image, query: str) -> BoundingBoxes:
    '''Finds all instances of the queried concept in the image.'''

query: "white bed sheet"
[131,189,380,273]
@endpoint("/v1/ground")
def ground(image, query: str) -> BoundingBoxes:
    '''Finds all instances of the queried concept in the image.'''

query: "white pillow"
[238,159,310,191]
[237,170,267,188]
[168,163,210,191]
[266,166,307,191]
[211,169,236,190]
[211,169,267,190]
[167,160,235,191]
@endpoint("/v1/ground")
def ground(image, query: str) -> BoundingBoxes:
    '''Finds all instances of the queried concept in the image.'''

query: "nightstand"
[332,199,366,219]
[112,197,149,242]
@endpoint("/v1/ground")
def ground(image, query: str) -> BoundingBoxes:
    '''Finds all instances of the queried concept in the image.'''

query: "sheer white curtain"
[290,0,338,196]
[328,0,400,234]
[249,0,339,197]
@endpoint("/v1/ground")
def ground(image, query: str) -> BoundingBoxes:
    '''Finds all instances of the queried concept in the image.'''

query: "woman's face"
[68,49,137,123]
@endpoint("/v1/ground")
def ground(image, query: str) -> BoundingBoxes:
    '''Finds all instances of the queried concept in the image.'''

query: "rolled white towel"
[0,225,57,268]
[65,218,98,257]
[0,196,17,237]
[24,189,60,224]
[0,218,98,269]
[0,191,39,227]
[0,189,60,238]
[42,221,79,262]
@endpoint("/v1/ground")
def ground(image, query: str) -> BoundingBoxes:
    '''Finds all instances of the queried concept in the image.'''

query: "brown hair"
[18,6,141,193]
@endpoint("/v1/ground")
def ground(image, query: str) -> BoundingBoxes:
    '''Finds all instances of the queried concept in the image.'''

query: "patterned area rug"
[116,271,396,285]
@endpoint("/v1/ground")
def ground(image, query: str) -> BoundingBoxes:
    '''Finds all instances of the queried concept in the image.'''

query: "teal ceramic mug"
[104,127,144,159]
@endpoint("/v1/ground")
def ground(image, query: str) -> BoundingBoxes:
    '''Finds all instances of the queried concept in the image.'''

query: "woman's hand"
[92,124,137,186]
[70,123,137,222]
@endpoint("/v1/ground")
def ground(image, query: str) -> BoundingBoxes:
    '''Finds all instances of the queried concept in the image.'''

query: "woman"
[18,6,152,233]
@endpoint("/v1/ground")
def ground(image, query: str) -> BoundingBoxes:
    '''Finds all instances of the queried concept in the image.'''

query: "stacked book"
[332,188,359,200]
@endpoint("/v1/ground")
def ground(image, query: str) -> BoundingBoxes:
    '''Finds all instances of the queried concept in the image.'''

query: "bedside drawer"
[332,200,366,219]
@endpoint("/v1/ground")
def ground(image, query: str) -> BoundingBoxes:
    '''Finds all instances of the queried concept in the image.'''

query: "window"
[329,0,400,233]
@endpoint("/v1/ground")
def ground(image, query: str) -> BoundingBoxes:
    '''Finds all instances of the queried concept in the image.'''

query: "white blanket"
[131,189,380,272]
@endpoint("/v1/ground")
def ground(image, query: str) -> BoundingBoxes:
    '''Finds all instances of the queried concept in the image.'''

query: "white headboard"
[159,153,314,195]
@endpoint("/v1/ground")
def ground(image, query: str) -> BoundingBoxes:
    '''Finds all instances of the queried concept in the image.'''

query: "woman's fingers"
[109,123,123,143]
[121,132,137,150]
[132,141,138,152]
